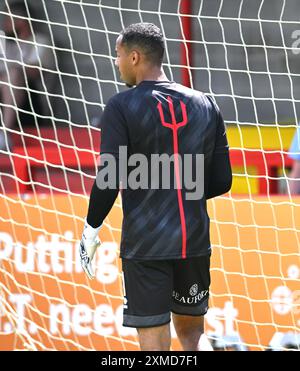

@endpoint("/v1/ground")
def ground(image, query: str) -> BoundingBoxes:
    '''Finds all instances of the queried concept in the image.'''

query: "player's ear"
[131,50,140,66]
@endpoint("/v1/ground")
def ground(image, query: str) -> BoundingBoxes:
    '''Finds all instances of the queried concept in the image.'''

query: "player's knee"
[137,324,171,351]
[177,325,204,339]
[172,314,204,336]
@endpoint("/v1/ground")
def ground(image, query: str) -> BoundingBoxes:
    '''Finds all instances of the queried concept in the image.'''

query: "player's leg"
[0,67,27,149]
[137,323,171,351]
[172,313,212,351]
[121,258,173,351]
[171,255,212,351]
[1,67,26,130]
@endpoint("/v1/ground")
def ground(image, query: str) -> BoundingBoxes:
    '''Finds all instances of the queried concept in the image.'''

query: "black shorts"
[121,255,211,328]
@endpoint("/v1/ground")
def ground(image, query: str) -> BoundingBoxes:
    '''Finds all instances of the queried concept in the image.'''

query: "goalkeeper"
[80,23,232,351]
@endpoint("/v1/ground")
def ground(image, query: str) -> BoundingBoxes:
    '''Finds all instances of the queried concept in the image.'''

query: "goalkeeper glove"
[79,219,101,280]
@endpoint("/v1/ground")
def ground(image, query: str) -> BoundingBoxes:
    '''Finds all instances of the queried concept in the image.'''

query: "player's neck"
[136,67,168,85]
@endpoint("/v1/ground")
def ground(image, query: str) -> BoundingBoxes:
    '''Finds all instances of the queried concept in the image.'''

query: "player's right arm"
[80,97,127,279]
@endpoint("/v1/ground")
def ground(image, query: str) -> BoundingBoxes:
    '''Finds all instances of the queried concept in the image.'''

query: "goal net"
[0,0,299,351]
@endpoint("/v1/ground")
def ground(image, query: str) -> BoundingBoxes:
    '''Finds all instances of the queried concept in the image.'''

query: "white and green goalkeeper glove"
[79,220,101,280]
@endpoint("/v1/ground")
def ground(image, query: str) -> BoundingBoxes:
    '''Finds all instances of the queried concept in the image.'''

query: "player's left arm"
[80,97,127,279]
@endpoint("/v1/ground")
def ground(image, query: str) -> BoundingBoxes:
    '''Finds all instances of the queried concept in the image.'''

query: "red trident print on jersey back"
[157,96,188,129]
[156,96,188,259]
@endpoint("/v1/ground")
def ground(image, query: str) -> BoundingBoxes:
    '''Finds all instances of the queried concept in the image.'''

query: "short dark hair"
[120,23,165,66]
[3,1,36,22]
[4,2,30,17]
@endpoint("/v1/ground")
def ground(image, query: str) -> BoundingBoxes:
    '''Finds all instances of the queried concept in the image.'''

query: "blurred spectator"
[0,1,54,150]
[210,334,248,351]
[288,126,300,194]
[280,332,300,350]
[266,332,300,351]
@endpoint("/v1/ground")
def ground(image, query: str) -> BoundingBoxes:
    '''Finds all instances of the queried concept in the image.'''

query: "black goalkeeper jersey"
[98,80,231,260]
